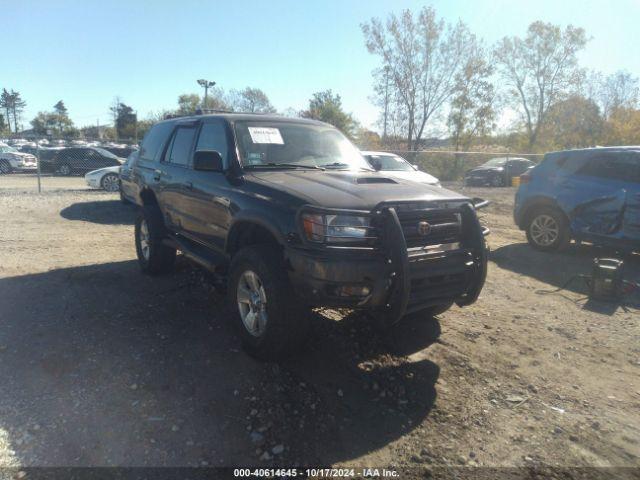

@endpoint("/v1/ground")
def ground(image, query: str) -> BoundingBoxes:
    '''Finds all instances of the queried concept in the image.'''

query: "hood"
[379,169,440,185]
[86,165,121,176]
[246,169,467,210]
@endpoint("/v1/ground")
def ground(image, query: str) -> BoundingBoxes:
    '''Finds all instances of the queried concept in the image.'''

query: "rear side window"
[139,122,174,162]
[196,122,229,167]
[579,153,640,183]
[164,127,197,167]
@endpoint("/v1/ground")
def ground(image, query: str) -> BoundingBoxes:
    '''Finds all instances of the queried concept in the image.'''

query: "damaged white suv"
[0,145,37,174]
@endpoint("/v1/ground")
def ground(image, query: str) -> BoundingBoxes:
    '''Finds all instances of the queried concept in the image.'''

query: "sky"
[3,0,640,131]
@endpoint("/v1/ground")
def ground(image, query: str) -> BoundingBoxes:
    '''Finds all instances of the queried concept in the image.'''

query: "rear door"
[561,152,634,244]
[157,124,198,231]
[620,152,640,244]
[179,119,233,252]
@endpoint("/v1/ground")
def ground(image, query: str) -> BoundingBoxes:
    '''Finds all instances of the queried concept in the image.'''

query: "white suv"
[0,145,37,174]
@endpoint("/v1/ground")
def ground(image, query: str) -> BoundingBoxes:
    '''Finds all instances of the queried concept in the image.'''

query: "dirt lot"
[0,175,639,477]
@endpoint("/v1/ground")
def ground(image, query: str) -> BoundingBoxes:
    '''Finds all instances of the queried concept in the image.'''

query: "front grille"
[395,208,462,248]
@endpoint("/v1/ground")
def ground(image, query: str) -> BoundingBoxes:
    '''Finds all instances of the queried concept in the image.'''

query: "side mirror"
[411,163,419,171]
[193,150,223,172]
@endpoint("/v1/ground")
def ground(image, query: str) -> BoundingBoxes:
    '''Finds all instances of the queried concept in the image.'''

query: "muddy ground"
[0,175,638,478]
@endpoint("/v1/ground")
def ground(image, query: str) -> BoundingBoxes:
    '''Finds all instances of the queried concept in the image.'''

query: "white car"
[0,145,37,174]
[84,165,121,192]
[361,150,441,186]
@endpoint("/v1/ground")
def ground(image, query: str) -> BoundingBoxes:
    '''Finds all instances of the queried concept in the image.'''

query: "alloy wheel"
[102,174,120,192]
[139,220,150,261]
[237,270,268,337]
[530,214,559,247]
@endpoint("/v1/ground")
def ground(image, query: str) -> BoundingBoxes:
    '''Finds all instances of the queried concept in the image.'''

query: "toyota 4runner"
[130,114,488,359]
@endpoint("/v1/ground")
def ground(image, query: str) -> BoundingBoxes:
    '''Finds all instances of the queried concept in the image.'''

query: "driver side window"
[196,122,229,168]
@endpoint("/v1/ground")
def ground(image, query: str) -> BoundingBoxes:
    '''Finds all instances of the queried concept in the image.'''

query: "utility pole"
[197,79,216,111]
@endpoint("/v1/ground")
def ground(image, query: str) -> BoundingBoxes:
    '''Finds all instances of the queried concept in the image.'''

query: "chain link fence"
[1,133,544,193]
[0,136,138,193]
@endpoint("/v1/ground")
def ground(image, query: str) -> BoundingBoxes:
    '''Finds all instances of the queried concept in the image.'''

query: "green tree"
[177,94,201,115]
[494,21,588,149]
[115,103,137,140]
[230,87,276,113]
[300,90,357,138]
[0,113,6,134]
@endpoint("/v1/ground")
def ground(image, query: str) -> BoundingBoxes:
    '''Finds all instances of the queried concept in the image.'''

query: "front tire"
[490,174,504,187]
[228,245,310,360]
[135,205,176,274]
[101,173,120,192]
[58,164,72,176]
[526,207,570,252]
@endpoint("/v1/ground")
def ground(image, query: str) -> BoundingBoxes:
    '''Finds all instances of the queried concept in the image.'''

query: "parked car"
[0,145,37,174]
[361,151,441,186]
[119,151,138,203]
[84,166,121,192]
[514,147,640,252]
[41,147,123,176]
[465,157,536,187]
[131,113,488,359]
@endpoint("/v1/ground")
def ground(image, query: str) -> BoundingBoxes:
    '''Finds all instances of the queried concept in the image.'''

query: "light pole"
[197,79,216,110]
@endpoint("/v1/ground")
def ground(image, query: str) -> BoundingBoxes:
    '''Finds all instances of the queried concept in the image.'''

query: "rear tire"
[135,205,176,274]
[525,207,570,252]
[0,161,11,174]
[228,244,310,360]
[101,173,120,192]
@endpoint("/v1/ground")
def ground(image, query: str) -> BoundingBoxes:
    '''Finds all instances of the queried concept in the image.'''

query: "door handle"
[153,169,163,181]
[185,181,193,190]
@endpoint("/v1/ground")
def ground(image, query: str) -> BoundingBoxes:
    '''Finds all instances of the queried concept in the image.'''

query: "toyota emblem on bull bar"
[417,221,432,236]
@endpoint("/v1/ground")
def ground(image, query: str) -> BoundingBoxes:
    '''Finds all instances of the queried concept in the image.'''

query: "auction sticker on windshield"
[248,127,284,144]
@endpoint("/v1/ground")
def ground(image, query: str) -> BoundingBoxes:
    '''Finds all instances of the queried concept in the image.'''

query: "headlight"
[301,211,372,244]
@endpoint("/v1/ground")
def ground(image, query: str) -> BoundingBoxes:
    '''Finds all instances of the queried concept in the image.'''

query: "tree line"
[2,6,638,152]
[362,7,639,153]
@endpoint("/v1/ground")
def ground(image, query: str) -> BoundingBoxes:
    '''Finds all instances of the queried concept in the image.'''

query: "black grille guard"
[378,202,488,325]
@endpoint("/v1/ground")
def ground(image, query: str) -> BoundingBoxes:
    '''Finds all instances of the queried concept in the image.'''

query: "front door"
[180,119,233,253]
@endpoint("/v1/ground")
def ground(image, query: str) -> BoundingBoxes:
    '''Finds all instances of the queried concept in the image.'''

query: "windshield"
[234,121,372,171]
[483,158,507,167]
[93,147,118,159]
[365,154,413,171]
[0,146,17,154]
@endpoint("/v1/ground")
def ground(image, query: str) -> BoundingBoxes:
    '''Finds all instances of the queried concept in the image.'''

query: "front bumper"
[84,175,101,188]
[286,203,487,324]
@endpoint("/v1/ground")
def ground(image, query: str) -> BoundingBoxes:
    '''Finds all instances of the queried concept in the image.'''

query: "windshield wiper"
[322,162,375,172]
[245,163,325,171]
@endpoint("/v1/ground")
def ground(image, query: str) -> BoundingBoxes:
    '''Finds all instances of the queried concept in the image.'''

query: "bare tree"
[362,7,474,150]
[448,42,497,151]
[586,70,639,119]
[494,21,588,149]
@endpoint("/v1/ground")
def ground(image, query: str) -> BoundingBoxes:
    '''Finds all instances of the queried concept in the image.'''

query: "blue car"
[514,147,640,252]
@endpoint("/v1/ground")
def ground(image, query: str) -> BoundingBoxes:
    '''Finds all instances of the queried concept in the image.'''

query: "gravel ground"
[0,174,639,477]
